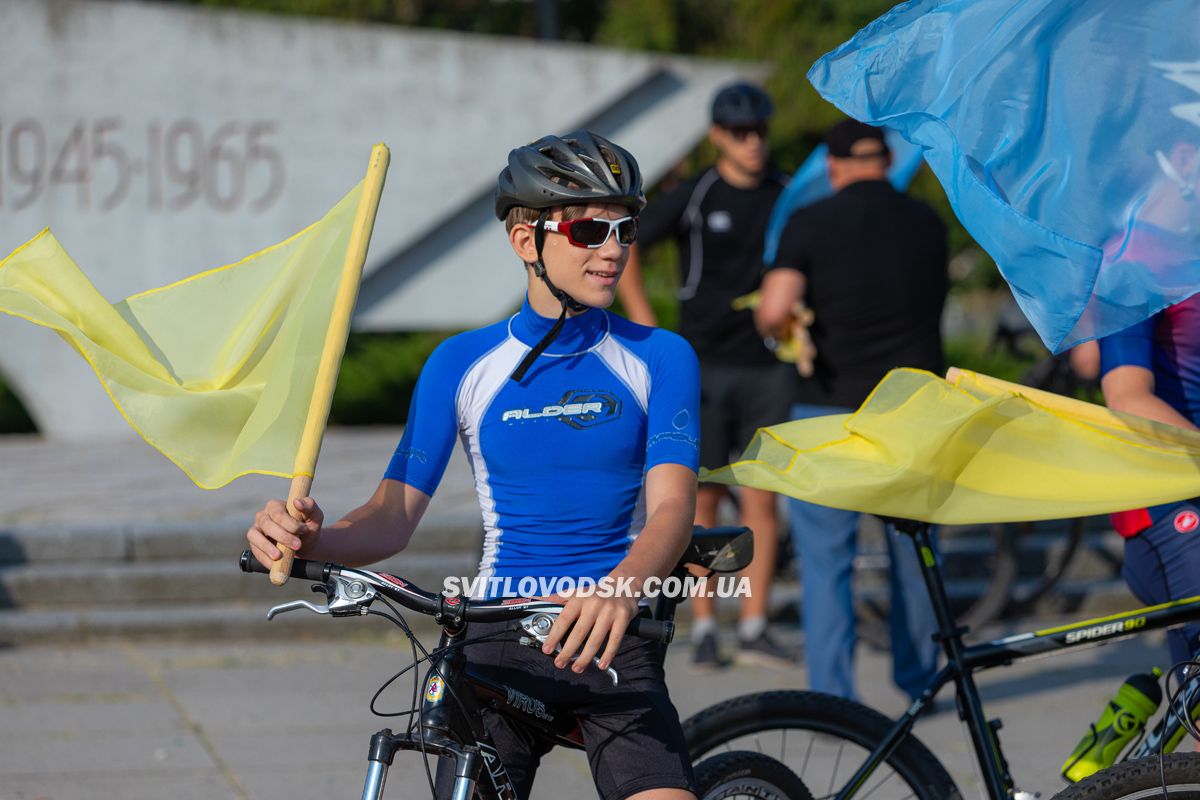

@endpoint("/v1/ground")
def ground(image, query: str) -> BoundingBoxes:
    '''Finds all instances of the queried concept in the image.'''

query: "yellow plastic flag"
[0,147,389,489]
[702,367,1200,524]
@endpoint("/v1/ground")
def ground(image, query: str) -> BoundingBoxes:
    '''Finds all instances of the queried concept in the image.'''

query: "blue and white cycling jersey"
[385,298,701,597]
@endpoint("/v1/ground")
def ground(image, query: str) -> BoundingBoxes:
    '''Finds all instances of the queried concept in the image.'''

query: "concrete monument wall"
[0,0,763,438]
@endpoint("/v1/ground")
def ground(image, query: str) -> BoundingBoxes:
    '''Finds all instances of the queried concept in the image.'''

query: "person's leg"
[790,401,860,698]
[690,484,728,665]
[690,363,737,668]
[1122,504,1200,675]
[730,363,800,665]
[734,485,801,666]
[791,495,859,697]
[577,636,696,800]
[736,486,779,625]
[884,522,941,701]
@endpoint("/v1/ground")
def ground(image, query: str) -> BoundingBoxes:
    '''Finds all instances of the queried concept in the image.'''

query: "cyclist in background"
[618,82,797,670]
[1100,130,1200,677]
[246,131,701,800]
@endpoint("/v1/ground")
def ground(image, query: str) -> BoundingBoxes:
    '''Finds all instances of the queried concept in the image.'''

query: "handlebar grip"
[626,616,674,644]
[239,550,327,582]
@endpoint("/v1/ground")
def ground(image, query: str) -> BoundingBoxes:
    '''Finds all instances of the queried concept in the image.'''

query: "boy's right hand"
[246,497,324,569]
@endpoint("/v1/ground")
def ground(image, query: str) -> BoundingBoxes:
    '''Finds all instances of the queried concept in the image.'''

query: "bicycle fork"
[360,728,485,800]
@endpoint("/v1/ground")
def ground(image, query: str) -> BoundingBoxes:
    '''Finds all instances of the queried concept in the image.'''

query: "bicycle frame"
[836,519,1200,800]
[360,621,602,800]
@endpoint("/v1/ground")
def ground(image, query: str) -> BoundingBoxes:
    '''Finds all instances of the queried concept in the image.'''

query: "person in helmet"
[246,131,702,800]
[618,81,798,670]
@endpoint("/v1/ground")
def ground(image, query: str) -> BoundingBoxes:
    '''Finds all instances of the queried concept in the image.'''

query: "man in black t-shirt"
[618,82,797,670]
[756,119,948,702]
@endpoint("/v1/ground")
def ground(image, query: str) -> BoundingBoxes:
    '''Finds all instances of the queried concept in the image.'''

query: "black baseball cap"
[711,82,774,127]
[826,119,890,158]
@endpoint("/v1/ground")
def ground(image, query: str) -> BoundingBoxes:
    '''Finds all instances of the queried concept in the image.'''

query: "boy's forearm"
[310,483,428,566]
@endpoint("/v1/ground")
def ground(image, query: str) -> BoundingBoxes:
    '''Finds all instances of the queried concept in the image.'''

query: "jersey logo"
[707,210,732,232]
[1176,510,1199,534]
[500,389,621,429]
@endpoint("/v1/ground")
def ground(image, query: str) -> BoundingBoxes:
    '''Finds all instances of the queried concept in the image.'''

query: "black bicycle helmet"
[711,82,774,127]
[494,130,646,220]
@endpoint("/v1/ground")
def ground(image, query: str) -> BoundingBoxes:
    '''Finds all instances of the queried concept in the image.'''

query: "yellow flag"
[702,367,1200,524]
[0,148,388,489]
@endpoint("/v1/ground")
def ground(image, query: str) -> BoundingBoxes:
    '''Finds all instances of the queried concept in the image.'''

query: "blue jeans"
[788,403,941,702]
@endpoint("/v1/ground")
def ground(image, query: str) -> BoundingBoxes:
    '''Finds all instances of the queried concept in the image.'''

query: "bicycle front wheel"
[684,690,961,800]
[1050,754,1200,799]
[695,751,814,800]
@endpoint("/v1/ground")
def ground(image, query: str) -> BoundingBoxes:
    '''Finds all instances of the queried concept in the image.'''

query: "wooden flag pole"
[271,144,391,586]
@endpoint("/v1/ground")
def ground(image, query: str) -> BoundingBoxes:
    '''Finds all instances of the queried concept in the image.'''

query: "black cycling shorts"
[433,618,695,800]
[699,360,796,471]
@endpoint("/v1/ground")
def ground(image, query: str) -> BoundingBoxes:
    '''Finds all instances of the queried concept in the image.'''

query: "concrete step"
[0,511,484,565]
[0,600,446,645]
[0,550,482,610]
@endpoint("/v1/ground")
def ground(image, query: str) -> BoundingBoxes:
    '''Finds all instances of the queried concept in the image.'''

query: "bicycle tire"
[683,690,961,800]
[1050,754,1200,799]
[694,751,815,800]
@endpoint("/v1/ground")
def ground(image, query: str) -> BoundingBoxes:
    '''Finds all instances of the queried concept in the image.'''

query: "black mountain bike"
[239,526,814,800]
[682,519,1200,800]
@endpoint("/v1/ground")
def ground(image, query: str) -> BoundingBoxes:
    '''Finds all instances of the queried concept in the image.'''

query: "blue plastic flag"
[809,0,1200,352]
[764,130,923,266]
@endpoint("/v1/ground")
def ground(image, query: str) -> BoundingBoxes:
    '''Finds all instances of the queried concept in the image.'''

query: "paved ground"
[0,618,1176,800]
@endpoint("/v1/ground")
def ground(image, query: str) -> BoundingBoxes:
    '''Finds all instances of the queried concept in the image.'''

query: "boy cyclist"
[247,131,701,800]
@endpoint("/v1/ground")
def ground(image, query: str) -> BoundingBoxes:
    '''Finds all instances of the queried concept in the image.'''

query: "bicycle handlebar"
[238,550,674,644]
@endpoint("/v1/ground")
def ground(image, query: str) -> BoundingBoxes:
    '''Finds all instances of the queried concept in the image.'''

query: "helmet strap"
[531,209,588,313]
[510,209,587,383]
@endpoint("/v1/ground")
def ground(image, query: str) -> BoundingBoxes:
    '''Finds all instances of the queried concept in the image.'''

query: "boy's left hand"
[542,592,641,673]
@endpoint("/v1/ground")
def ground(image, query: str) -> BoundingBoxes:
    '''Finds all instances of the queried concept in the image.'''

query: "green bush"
[329,330,456,425]
[943,335,1039,386]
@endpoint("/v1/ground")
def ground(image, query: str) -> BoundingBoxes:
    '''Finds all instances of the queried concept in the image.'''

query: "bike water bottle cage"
[535,216,638,249]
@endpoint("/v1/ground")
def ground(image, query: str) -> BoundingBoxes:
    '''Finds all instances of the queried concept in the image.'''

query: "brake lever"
[265,576,377,620]
[519,611,620,686]
[267,599,329,619]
